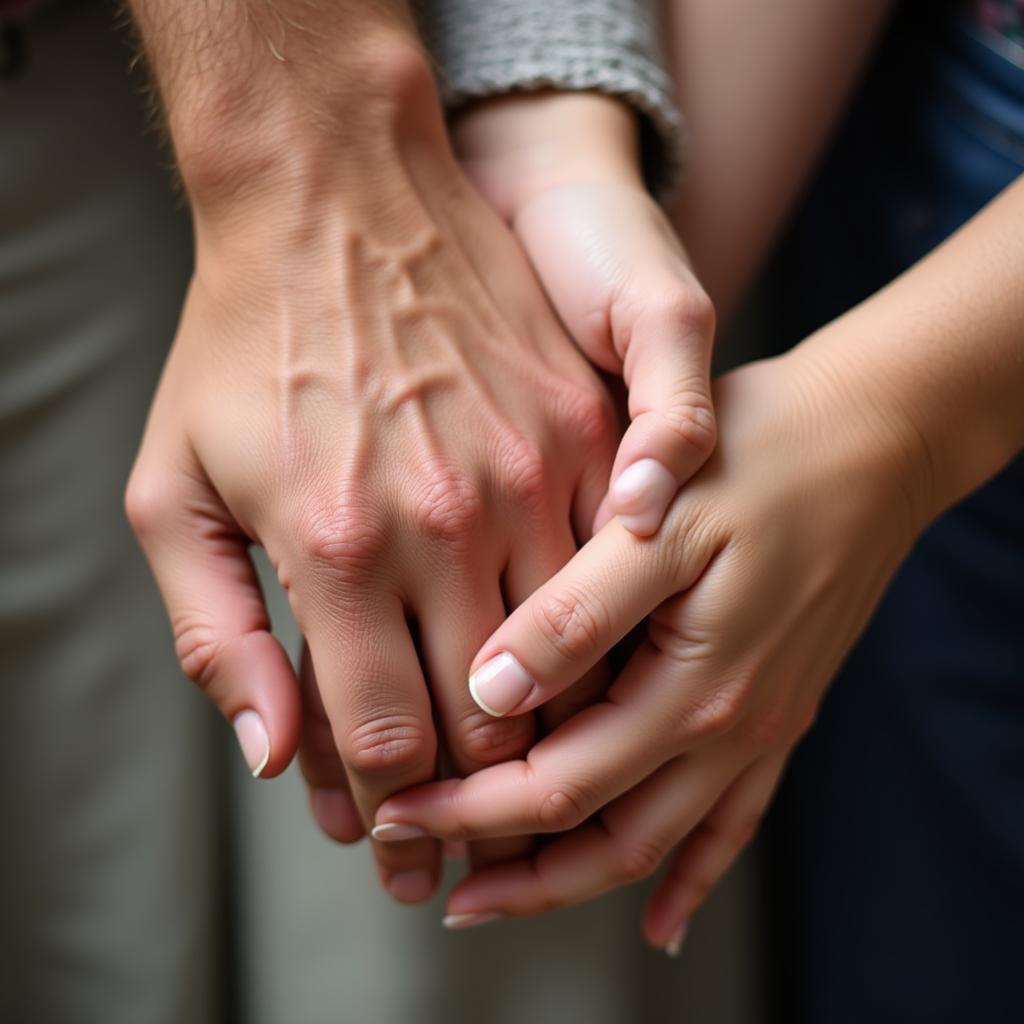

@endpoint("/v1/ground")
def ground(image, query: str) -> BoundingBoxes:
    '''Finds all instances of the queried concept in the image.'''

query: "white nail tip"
[665,921,688,958]
[442,912,503,930]
[468,672,506,718]
[232,710,270,778]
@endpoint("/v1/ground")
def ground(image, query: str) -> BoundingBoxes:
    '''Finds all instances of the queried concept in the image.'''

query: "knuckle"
[561,383,616,450]
[650,284,716,340]
[494,432,549,511]
[678,681,749,743]
[532,588,606,665]
[124,469,171,541]
[408,469,482,548]
[341,714,432,775]
[172,617,223,689]
[614,836,665,884]
[662,396,717,459]
[536,779,590,832]
[454,710,531,767]
[295,499,386,576]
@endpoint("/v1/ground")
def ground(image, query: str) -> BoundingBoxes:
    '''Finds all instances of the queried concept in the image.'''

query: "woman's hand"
[125,52,619,905]
[454,93,716,537]
[373,327,935,939]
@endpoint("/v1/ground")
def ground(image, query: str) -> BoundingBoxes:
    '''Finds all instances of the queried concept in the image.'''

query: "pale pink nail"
[610,458,678,537]
[442,912,504,930]
[371,822,429,842]
[468,652,535,717]
[665,920,689,958]
[387,868,435,903]
[232,710,270,777]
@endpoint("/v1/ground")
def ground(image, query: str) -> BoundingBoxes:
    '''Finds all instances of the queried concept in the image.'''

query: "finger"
[300,589,442,904]
[376,535,738,842]
[125,450,301,779]
[297,644,363,844]
[439,741,748,921]
[466,513,716,719]
[376,635,703,841]
[502,524,611,733]
[643,751,788,954]
[410,568,534,869]
[599,298,716,537]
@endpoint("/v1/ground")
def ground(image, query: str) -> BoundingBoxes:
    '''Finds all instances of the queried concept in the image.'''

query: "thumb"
[466,510,717,719]
[596,292,717,536]
[125,449,301,778]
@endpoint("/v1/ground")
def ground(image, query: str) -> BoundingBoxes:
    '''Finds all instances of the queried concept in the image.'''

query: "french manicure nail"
[611,459,677,537]
[371,822,429,842]
[232,710,270,777]
[468,652,535,717]
[442,912,504,931]
[387,868,435,903]
[665,920,689,958]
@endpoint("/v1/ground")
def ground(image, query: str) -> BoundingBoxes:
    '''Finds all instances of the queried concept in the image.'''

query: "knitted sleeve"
[415,0,684,202]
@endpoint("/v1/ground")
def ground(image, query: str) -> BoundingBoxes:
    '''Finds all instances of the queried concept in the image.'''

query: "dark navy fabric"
[765,7,1024,1023]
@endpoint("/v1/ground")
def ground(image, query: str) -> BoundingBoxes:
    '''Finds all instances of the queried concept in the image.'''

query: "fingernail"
[371,822,429,842]
[442,912,504,931]
[611,459,677,537]
[469,652,535,718]
[387,869,436,904]
[665,920,689,958]
[232,710,270,777]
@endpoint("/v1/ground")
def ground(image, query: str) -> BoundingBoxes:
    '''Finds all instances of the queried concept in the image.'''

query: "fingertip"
[468,652,537,718]
[309,786,365,844]
[609,458,677,537]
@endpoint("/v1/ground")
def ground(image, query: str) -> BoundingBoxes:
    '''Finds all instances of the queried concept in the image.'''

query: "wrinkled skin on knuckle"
[532,587,606,665]
[172,617,223,690]
[536,779,590,832]
[454,709,532,767]
[492,431,549,513]
[663,392,718,459]
[614,835,665,885]
[341,713,433,776]
[559,380,617,453]
[406,467,483,550]
[676,677,750,745]
[294,498,386,579]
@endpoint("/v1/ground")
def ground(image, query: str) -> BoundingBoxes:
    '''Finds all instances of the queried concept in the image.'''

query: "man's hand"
[124,0,617,903]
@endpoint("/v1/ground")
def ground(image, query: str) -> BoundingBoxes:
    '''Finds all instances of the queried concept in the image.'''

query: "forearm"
[128,0,447,228]
[662,0,892,319]
[800,174,1024,523]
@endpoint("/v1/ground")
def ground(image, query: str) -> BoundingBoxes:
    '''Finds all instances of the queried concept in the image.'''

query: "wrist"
[789,306,1018,539]
[174,32,449,225]
[452,91,645,221]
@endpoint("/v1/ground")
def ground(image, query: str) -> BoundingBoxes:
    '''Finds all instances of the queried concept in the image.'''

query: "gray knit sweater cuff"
[416,0,684,203]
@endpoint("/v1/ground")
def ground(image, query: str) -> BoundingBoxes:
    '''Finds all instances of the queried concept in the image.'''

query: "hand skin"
[453,92,717,538]
[124,0,619,903]
[374,175,1024,944]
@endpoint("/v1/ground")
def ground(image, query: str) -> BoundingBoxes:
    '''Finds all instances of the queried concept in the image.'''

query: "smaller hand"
[372,337,932,946]
[455,93,716,537]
